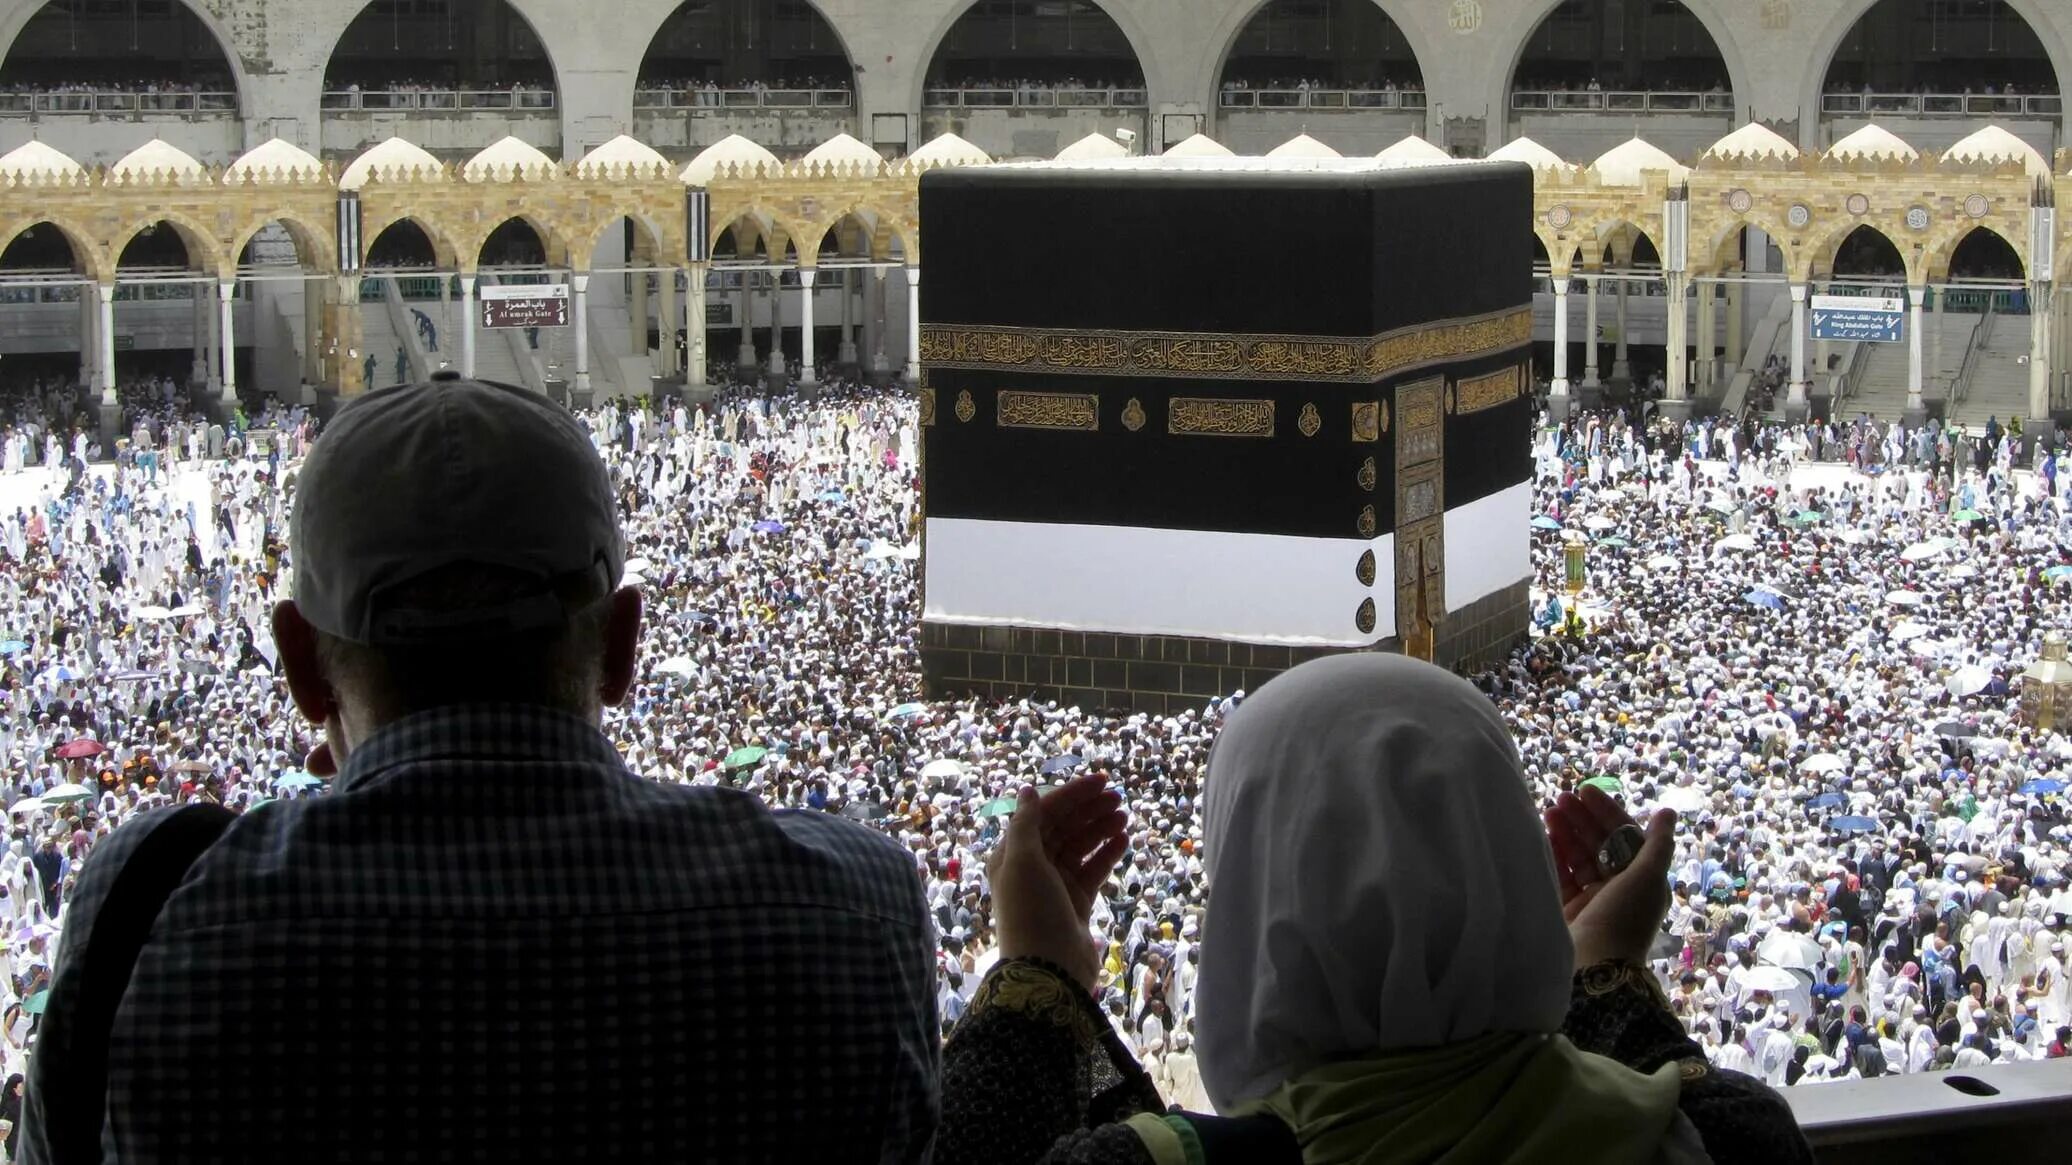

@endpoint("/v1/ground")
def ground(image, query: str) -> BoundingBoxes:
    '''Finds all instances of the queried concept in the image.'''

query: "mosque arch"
[637,0,856,91]
[915,0,1152,107]
[323,0,560,96]
[1211,0,1426,92]
[0,0,246,110]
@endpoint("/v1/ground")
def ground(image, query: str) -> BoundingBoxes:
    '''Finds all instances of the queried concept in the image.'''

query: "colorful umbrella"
[55,739,104,759]
[2019,778,2066,796]
[1530,516,1562,532]
[1580,775,1622,796]
[277,773,326,790]
[978,796,1021,818]
[724,746,769,770]
[1829,815,1879,834]
[887,702,928,722]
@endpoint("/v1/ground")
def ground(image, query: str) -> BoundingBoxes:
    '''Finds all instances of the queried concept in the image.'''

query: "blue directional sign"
[1810,294,1905,344]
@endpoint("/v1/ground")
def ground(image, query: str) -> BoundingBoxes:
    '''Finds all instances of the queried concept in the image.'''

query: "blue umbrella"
[277,773,326,790]
[1530,516,1562,532]
[2046,565,2072,582]
[1743,589,1785,611]
[1829,815,1879,834]
[818,488,846,503]
[751,520,787,535]
[0,640,26,655]
[1807,791,1846,810]
[2020,778,2066,796]
[1040,754,1084,776]
[887,702,927,723]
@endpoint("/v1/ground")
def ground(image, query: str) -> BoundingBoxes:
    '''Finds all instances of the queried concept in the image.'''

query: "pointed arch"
[0,0,247,114]
[0,215,105,283]
[912,0,1155,109]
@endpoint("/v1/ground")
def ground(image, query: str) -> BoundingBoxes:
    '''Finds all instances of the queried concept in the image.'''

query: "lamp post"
[2020,632,2072,733]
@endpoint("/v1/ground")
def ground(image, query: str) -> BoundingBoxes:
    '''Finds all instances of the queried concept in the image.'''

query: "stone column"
[460,275,477,379]
[1612,277,1631,381]
[191,289,209,386]
[631,270,649,362]
[737,276,757,371]
[1787,282,1810,419]
[657,271,678,377]
[1725,281,1744,372]
[870,267,891,381]
[572,273,591,393]
[797,267,818,389]
[1695,280,1716,392]
[304,283,324,386]
[2031,280,2054,423]
[1549,278,1571,396]
[686,263,708,390]
[78,288,96,390]
[838,267,858,369]
[217,280,237,403]
[766,273,787,380]
[97,284,116,404]
[1907,285,1927,423]
[1664,274,1687,401]
[1932,286,1945,398]
[1581,274,1601,388]
[906,266,921,383]
[203,282,221,393]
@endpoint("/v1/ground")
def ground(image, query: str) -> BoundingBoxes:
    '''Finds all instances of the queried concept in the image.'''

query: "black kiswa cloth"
[919,161,1535,541]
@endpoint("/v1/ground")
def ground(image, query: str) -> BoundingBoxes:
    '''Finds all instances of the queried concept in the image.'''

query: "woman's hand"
[987,774,1128,992]
[1545,785,1676,971]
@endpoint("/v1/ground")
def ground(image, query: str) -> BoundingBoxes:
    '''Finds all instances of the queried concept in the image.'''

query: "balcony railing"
[1509,90,1735,114]
[1820,91,2062,117]
[1218,88,1428,111]
[922,87,1147,109]
[0,90,236,115]
[321,89,557,113]
[632,87,854,111]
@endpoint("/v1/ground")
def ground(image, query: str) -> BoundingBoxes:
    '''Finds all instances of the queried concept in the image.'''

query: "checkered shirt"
[27,704,938,1164]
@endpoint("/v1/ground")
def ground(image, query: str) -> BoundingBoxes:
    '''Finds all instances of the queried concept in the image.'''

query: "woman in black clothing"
[2,1072,23,1160]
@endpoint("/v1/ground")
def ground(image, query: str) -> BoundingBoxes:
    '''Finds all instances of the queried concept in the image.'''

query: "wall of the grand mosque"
[0,1,2061,166]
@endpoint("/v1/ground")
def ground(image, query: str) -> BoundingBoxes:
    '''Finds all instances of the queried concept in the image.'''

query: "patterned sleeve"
[936,957,1163,1165]
[1562,961,1816,1165]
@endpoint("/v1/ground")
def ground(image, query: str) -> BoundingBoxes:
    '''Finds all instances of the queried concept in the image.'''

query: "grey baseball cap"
[291,373,623,646]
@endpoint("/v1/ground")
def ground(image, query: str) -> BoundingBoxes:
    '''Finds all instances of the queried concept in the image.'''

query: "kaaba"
[917,157,1535,714]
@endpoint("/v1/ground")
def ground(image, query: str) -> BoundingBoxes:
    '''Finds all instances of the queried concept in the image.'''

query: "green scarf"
[1234,1032,1681,1165]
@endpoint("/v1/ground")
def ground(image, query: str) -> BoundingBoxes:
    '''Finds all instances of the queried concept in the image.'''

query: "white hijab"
[1196,653,1576,1110]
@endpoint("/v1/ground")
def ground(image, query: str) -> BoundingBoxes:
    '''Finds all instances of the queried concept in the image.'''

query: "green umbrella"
[723,746,769,770]
[1581,775,1623,796]
[1791,511,1823,525]
[1595,536,1631,548]
[1952,509,1983,523]
[23,989,49,1015]
[978,796,1020,818]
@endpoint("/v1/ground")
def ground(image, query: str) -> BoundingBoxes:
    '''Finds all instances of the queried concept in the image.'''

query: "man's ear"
[272,601,334,723]
[599,586,643,707]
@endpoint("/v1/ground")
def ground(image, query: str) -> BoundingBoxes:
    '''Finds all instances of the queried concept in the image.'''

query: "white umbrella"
[654,656,696,677]
[1890,622,1930,643]
[1583,514,1617,532]
[1801,753,1847,774]
[622,571,647,587]
[1946,665,1992,698]
[1911,638,1953,659]
[132,605,173,621]
[1758,931,1823,975]
[1705,498,1736,515]
[7,797,44,816]
[1656,785,1709,813]
[863,541,899,561]
[1714,534,1758,553]
[1885,589,1924,607]
[920,758,966,782]
[1947,563,1979,579]
[1901,541,1946,562]
[897,543,921,561]
[622,556,654,574]
[1647,554,1679,572]
[168,604,204,617]
[1740,965,1809,995]
[42,782,93,803]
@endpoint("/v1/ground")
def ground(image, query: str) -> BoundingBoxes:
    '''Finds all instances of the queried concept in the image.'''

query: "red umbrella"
[56,739,105,760]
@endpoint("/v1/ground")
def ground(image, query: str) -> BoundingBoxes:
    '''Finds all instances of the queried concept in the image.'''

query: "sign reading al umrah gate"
[480,283,571,330]
[916,156,1536,711]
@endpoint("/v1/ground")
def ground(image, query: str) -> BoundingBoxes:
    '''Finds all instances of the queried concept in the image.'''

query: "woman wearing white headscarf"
[939,655,1810,1164]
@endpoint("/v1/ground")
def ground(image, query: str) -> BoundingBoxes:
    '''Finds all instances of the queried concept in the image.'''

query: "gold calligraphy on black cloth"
[995,391,1100,431]
[1394,378,1447,658]
[920,308,1531,385]
[1168,398,1276,439]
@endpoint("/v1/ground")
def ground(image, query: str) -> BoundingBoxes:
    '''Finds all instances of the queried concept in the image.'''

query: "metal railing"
[1820,91,2062,117]
[632,88,853,110]
[0,90,235,115]
[1218,88,1427,111]
[1951,298,1996,408]
[320,89,557,112]
[923,87,1146,109]
[1509,90,1735,114]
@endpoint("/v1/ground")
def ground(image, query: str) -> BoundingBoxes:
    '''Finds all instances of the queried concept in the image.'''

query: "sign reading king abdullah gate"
[480,283,570,330]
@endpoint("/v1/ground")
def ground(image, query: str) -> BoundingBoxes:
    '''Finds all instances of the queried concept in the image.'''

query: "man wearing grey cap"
[23,375,939,1163]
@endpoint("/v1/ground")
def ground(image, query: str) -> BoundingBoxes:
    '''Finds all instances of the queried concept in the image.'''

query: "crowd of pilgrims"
[0,379,2064,1125]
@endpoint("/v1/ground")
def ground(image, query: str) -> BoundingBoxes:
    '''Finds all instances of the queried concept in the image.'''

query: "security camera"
[1114,128,1137,144]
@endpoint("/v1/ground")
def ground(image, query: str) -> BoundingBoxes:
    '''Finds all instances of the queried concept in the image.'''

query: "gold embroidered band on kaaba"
[920,307,1532,385]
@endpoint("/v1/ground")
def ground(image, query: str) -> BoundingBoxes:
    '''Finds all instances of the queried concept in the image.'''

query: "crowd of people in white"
[0,378,2062,1147]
